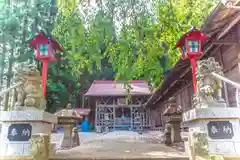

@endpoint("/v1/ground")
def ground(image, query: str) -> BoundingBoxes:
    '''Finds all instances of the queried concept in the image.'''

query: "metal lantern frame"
[28,31,63,97]
[29,32,62,62]
[176,27,208,94]
[177,27,208,59]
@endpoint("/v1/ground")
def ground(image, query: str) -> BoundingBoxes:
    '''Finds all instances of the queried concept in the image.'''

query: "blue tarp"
[81,120,89,132]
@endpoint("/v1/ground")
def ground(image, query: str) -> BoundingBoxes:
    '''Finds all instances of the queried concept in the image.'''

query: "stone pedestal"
[60,124,73,149]
[0,109,57,156]
[167,116,182,143]
[162,96,182,144]
[182,107,240,158]
[171,122,181,143]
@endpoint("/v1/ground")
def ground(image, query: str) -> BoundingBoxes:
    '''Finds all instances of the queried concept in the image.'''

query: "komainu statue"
[13,62,46,110]
[29,134,50,160]
[193,57,225,107]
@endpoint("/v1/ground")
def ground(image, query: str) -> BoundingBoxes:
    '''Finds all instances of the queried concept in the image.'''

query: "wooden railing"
[0,82,22,111]
[211,72,240,89]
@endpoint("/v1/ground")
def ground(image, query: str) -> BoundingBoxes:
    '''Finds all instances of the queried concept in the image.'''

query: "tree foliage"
[54,0,217,88]
[0,0,58,110]
[0,0,218,111]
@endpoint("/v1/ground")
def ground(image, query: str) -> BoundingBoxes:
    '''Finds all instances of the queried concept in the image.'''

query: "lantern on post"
[176,27,208,94]
[28,31,63,97]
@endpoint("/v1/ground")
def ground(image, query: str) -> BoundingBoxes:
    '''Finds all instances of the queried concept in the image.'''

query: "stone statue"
[164,123,172,145]
[13,62,46,110]
[66,103,72,109]
[71,127,80,147]
[29,134,50,160]
[188,132,209,159]
[193,57,225,107]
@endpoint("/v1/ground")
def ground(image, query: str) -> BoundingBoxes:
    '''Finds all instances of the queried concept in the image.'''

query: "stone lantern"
[163,97,183,143]
[55,103,82,149]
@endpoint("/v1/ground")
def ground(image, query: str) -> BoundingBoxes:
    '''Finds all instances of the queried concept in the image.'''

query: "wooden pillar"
[237,24,240,77]
[219,47,230,106]
[95,101,98,132]
[237,23,240,74]
[130,107,133,130]
[113,107,115,130]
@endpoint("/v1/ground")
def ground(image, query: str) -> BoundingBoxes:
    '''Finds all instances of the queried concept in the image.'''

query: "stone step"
[50,157,189,160]
[0,157,189,160]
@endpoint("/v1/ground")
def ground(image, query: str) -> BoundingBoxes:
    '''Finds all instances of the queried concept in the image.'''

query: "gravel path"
[51,131,188,160]
[52,139,188,160]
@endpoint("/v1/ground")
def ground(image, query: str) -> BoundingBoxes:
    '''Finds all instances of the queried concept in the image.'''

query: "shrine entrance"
[115,107,131,130]
[84,80,152,133]
[94,102,151,132]
[95,105,115,132]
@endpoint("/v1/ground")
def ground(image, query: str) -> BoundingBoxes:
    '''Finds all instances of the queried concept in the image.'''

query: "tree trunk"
[4,48,14,111]
[0,35,6,91]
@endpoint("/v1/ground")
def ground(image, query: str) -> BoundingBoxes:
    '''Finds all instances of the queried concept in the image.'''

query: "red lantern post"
[28,32,63,97]
[176,27,208,94]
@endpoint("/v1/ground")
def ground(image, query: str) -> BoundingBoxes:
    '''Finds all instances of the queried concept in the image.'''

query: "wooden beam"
[201,3,223,32]
[219,47,230,106]
[180,66,192,79]
[97,104,142,108]
[217,14,240,39]
[0,82,22,97]
[212,72,240,89]
[234,0,240,5]
[172,83,191,98]
[211,40,238,45]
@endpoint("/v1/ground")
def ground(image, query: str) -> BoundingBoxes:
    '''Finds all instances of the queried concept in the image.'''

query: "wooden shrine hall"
[85,80,152,132]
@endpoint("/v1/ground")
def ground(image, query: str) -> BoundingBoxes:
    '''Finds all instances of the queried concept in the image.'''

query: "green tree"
[55,0,217,88]
[53,0,116,108]
[0,0,218,111]
[106,0,217,87]
[0,0,59,110]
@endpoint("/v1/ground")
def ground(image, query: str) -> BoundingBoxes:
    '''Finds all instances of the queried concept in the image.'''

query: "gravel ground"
[51,132,102,147]
[51,131,165,146]
[169,142,185,152]
[51,131,188,160]
[1,130,188,159]
[53,139,188,160]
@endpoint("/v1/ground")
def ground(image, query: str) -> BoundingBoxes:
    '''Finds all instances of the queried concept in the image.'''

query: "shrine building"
[144,2,240,128]
[84,80,152,132]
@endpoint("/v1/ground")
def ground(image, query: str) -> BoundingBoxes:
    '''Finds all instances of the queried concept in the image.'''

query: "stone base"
[182,107,240,157]
[0,110,57,157]
[0,156,31,160]
[0,110,57,123]
[193,101,227,108]
[182,107,240,122]
[171,123,182,143]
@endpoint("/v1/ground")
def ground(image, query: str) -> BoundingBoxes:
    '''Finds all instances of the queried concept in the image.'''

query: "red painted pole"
[42,60,49,97]
[189,56,197,94]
